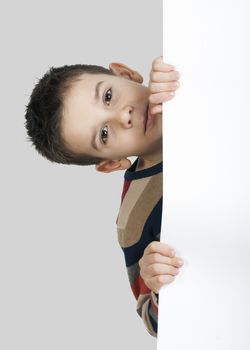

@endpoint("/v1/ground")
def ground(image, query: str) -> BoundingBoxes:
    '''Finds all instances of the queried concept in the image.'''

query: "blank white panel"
[158,1,250,349]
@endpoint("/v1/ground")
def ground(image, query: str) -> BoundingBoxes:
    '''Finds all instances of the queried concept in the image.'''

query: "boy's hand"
[139,241,184,294]
[148,56,181,116]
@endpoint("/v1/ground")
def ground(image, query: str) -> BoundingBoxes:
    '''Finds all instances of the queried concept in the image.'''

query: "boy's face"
[61,69,162,165]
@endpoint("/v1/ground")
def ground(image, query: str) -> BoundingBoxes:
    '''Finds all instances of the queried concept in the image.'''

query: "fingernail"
[178,259,184,265]
[170,249,176,256]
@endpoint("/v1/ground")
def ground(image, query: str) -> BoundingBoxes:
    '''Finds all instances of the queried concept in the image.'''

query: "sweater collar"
[124,157,163,180]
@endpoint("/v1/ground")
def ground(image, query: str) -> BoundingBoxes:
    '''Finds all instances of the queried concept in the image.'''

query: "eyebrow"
[91,132,98,151]
[91,80,105,151]
[94,80,104,101]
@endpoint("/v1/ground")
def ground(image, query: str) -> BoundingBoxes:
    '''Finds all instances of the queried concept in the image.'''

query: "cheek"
[120,132,142,146]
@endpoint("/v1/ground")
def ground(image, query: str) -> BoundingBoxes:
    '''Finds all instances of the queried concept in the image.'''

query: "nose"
[110,106,133,128]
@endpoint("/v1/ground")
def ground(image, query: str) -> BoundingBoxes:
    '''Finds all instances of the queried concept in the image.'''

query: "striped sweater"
[116,157,163,337]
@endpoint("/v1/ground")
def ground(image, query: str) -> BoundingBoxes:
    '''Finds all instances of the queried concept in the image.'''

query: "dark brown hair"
[25,64,114,166]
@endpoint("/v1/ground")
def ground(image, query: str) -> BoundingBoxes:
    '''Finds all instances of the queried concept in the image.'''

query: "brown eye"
[100,125,109,144]
[104,88,112,105]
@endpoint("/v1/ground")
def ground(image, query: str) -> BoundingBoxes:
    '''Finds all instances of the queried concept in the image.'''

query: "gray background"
[0,0,162,349]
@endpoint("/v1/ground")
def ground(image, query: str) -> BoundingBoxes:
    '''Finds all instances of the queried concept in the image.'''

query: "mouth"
[144,103,152,133]
[144,103,149,133]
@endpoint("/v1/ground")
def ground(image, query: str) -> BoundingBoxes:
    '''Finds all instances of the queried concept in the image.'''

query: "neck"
[136,141,162,170]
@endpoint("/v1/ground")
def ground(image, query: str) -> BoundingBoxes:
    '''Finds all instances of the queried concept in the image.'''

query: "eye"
[104,88,112,105]
[100,125,109,144]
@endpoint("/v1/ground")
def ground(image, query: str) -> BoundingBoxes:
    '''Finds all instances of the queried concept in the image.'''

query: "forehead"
[65,73,109,103]
[62,73,109,119]
[60,73,116,154]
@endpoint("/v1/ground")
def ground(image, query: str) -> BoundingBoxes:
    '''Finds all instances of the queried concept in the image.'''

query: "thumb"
[149,102,162,116]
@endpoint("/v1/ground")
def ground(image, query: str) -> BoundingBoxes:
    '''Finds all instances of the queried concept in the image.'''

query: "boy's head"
[25,61,162,172]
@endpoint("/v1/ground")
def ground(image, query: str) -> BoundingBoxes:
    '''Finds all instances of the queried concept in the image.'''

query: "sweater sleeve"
[131,273,159,337]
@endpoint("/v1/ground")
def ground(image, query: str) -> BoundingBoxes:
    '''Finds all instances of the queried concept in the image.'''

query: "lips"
[144,103,153,133]
[144,103,149,133]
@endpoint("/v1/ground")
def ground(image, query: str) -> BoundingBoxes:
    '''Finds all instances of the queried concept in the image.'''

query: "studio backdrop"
[0,1,162,349]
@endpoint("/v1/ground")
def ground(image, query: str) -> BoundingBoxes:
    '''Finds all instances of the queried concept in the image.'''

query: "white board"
[158,1,250,348]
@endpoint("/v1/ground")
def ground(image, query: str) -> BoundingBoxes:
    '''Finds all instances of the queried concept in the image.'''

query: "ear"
[109,62,143,84]
[95,158,132,173]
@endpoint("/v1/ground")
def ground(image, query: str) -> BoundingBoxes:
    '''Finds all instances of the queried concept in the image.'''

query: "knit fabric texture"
[116,157,163,337]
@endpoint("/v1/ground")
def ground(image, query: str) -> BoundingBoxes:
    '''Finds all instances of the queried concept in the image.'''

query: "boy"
[25,56,184,337]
